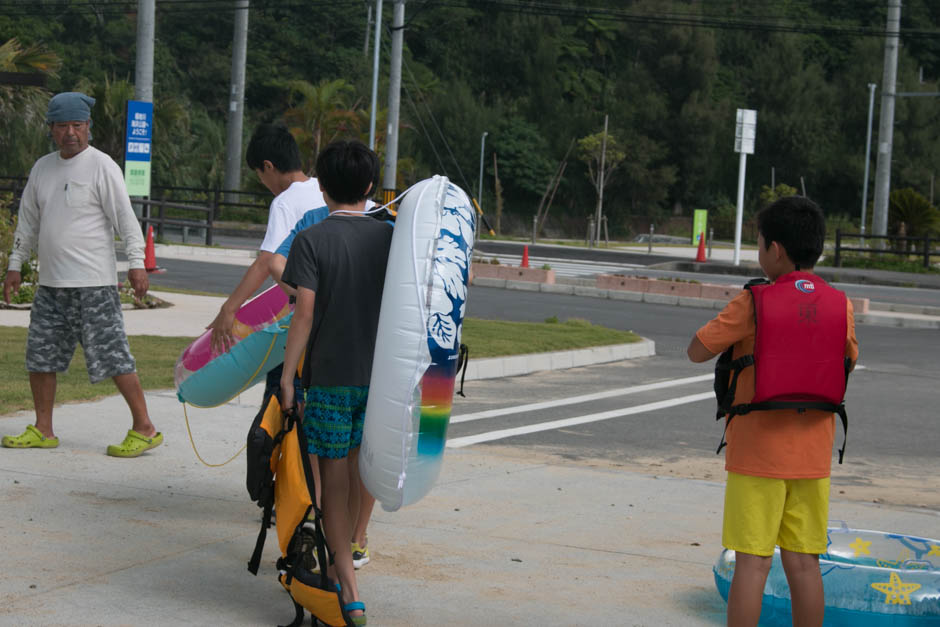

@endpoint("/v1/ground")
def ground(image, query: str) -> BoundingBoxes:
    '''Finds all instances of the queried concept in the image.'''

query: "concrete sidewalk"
[1,389,938,627]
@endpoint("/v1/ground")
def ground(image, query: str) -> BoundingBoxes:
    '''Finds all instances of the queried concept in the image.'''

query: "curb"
[471,277,940,328]
[462,339,656,381]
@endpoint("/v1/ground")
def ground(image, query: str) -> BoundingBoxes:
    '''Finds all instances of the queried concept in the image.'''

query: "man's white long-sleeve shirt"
[9,146,145,287]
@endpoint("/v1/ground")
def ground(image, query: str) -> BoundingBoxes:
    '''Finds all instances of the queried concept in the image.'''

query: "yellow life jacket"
[246,394,355,627]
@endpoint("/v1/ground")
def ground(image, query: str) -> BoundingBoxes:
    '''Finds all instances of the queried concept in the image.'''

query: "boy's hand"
[207,307,236,354]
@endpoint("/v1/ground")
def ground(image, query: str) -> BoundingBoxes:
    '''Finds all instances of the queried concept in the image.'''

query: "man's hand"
[207,306,237,355]
[127,268,149,300]
[3,270,21,304]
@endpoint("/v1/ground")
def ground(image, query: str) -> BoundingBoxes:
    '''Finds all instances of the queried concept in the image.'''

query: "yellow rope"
[183,403,247,467]
[181,326,285,468]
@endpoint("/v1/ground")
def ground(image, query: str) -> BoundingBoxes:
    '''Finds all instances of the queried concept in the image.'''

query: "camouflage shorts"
[26,286,136,383]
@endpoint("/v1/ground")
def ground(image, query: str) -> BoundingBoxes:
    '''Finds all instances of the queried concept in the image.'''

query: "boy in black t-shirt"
[280,141,391,627]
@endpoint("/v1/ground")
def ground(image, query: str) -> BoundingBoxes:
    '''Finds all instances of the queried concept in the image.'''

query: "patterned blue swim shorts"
[302,385,369,459]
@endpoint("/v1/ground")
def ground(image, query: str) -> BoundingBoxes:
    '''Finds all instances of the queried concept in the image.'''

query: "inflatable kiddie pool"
[175,285,292,407]
[714,523,940,626]
[359,176,474,512]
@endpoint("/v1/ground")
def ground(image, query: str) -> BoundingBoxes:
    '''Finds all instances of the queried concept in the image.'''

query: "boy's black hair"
[756,195,826,269]
[315,140,380,205]
[245,123,302,173]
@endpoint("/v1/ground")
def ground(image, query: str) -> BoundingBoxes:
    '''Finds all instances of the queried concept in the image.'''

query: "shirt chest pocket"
[65,180,92,207]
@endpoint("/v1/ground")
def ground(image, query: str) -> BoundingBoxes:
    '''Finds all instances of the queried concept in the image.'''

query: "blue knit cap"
[46,92,96,123]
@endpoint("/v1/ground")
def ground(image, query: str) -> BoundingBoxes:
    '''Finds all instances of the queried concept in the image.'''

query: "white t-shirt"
[259,178,326,253]
[9,146,146,287]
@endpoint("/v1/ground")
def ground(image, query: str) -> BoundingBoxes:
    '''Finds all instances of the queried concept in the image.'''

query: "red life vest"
[713,272,851,462]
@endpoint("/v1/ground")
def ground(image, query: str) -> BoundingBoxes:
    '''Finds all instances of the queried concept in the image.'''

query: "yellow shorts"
[722,472,830,557]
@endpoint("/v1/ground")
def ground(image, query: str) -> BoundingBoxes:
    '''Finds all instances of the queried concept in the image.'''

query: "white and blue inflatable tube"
[360,176,475,512]
[714,524,940,625]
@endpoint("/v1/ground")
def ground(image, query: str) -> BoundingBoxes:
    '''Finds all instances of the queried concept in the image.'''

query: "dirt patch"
[476,444,940,511]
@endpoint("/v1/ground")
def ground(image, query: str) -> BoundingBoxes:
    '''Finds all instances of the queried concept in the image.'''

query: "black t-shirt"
[281,214,393,387]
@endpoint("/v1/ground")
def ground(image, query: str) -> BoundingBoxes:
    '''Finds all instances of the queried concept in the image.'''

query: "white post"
[593,113,609,246]
[478,131,488,206]
[861,83,877,236]
[734,151,747,266]
[733,108,757,266]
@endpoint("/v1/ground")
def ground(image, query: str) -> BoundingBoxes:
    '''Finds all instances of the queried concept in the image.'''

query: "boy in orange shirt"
[687,196,858,627]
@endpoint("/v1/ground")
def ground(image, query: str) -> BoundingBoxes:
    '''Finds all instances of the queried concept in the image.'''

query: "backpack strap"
[247,501,274,575]
[277,600,305,627]
[247,409,295,575]
[455,343,469,398]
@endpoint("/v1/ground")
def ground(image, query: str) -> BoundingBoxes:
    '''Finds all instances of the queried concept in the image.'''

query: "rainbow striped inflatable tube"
[174,285,292,407]
[714,524,940,626]
[360,176,474,512]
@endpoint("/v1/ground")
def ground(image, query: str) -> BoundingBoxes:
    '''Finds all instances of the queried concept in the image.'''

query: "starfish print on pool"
[870,572,921,605]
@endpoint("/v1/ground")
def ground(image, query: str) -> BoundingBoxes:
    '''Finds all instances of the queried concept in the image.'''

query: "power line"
[3,0,940,39]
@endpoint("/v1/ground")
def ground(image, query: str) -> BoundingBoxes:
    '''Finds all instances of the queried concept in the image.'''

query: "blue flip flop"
[343,601,366,626]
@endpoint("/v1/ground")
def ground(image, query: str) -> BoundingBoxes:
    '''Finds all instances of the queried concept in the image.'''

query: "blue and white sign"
[124,100,153,196]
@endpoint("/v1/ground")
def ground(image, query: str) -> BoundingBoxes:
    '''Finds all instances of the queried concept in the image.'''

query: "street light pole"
[368,0,383,150]
[478,131,488,208]
[861,83,877,236]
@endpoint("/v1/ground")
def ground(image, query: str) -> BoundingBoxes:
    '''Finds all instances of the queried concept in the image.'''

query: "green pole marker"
[692,209,708,245]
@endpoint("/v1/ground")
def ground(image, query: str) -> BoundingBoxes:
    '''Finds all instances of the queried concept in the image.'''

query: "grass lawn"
[0,318,640,415]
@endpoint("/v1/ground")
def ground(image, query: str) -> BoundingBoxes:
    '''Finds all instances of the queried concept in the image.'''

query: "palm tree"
[281,78,362,173]
[0,38,60,174]
[75,75,135,161]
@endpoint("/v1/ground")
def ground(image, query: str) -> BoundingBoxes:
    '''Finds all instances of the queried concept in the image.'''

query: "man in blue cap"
[2,91,163,457]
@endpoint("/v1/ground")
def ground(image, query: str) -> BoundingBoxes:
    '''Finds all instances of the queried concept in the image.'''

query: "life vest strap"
[247,501,274,575]
[718,400,849,464]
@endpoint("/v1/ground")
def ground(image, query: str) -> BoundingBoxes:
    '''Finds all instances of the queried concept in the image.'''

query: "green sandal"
[106,430,163,458]
[1,424,59,449]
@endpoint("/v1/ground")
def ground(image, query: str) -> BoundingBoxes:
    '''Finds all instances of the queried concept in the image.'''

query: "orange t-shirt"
[696,289,859,479]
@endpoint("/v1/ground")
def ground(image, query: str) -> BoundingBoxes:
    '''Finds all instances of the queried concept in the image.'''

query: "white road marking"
[447,391,714,448]
[451,374,713,424]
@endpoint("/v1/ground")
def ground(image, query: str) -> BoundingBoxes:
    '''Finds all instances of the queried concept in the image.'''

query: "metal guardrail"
[0,176,268,223]
[137,198,215,246]
[834,229,938,268]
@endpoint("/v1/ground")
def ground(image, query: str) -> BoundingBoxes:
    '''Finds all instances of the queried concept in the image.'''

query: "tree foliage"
[4,1,940,236]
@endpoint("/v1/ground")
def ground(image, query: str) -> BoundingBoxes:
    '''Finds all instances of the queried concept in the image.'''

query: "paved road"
[148,254,940,309]
[458,286,940,509]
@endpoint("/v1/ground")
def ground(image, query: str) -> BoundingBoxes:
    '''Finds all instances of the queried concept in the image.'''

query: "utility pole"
[861,83,877,236]
[872,0,901,241]
[381,0,404,205]
[223,0,249,201]
[134,0,154,102]
[592,114,608,247]
[368,0,383,150]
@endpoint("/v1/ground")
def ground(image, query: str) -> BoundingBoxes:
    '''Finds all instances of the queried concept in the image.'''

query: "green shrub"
[0,202,38,286]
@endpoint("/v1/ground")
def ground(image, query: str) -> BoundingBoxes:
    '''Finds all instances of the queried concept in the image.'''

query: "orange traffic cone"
[695,232,707,263]
[144,225,164,273]
[521,245,530,268]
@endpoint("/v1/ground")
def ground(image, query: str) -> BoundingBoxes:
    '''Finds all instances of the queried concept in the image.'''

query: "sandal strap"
[343,601,365,613]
